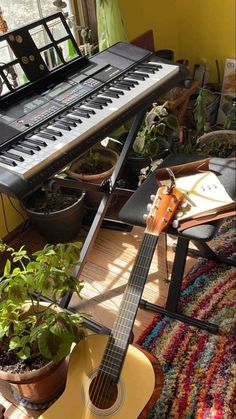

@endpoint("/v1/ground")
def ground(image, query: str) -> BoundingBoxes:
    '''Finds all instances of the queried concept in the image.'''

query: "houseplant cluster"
[0,240,85,406]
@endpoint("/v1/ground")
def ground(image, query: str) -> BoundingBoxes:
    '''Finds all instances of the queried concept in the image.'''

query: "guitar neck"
[99,232,159,382]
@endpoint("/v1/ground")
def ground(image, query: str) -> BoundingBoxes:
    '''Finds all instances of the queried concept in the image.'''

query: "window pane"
[0,1,40,31]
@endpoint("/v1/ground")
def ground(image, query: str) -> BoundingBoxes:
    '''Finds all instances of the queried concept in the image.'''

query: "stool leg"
[192,240,236,267]
[166,237,189,311]
[139,236,219,333]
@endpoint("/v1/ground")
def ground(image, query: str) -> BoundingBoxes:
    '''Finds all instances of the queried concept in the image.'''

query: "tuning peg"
[143,214,148,220]
[180,200,188,208]
[176,210,184,218]
[147,203,153,211]
[172,219,179,228]
[150,194,156,201]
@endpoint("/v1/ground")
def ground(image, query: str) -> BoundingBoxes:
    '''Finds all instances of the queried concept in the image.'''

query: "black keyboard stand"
[53,109,147,334]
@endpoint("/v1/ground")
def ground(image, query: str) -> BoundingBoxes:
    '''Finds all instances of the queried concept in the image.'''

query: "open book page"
[161,171,234,220]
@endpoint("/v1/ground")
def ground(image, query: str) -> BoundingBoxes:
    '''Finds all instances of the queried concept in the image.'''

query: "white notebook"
[161,171,234,220]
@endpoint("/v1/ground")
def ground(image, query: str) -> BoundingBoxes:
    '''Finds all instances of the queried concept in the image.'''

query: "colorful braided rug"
[137,217,236,419]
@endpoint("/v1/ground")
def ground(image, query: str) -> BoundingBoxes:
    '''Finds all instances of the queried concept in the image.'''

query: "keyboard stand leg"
[60,109,147,319]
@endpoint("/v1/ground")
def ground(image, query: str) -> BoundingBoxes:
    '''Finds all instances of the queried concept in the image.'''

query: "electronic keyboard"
[0,26,188,199]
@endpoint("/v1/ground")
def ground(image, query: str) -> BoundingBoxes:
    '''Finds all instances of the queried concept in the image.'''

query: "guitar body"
[40,334,163,419]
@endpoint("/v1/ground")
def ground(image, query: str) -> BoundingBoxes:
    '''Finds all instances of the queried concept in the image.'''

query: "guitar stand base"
[139,299,218,334]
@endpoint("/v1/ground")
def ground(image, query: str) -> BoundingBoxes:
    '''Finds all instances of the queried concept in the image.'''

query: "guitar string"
[95,189,181,410]
[92,234,156,410]
[92,232,158,410]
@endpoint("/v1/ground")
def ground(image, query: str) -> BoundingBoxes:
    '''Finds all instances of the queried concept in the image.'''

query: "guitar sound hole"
[89,373,118,409]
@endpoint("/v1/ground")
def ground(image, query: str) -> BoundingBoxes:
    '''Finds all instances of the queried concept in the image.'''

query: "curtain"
[96,0,128,51]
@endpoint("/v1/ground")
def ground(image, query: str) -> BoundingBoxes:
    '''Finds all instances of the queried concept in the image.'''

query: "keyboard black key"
[85,102,103,110]
[118,79,137,87]
[97,95,112,103]
[38,132,57,141]
[72,110,90,119]
[13,145,34,155]
[114,83,131,91]
[44,128,63,137]
[77,108,95,115]
[53,123,72,131]
[92,97,110,105]
[56,119,74,127]
[0,156,17,167]
[109,88,124,95]
[137,65,156,74]
[21,141,41,151]
[25,137,47,147]
[60,117,77,127]
[2,151,24,162]
[128,73,146,81]
[102,90,119,98]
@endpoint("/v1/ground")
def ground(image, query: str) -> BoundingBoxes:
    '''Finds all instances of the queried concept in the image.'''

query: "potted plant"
[124,102,179,187]
[22,185,85,243]
[67,144,119,208]
[0,240,85,408]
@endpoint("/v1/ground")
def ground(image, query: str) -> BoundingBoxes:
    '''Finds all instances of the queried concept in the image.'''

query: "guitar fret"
[99,232,159,380]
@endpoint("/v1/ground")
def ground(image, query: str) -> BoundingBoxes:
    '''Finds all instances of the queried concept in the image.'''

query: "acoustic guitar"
[40,181,183,419]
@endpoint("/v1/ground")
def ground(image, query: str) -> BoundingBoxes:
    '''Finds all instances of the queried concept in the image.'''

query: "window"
[0,1,95,96]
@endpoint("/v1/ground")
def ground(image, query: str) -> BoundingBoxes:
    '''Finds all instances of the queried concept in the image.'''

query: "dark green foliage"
[0,241,85,363]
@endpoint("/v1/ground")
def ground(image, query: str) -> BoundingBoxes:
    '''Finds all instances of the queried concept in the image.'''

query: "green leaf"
[133,135,145,154]
[165,114,179,131]
[9,336,21,350]
[3,259,11,276]
[17,346,31,361]
[154,123,166,135]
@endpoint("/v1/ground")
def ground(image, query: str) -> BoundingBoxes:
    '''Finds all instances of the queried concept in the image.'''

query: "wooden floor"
[0,221,195,418]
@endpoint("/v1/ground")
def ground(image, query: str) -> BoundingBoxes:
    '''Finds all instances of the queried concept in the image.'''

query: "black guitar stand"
[46,109,146,334]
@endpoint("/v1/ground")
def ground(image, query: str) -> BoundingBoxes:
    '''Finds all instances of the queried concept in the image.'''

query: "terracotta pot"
[0,357,68,406]
[68,148,119,208]
[0,303,68,408]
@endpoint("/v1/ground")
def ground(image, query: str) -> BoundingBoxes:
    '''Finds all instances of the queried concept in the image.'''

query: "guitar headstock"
[144,186,183,236]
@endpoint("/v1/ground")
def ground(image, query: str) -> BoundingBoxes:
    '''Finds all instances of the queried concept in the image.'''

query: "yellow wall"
[120,0,236,82]
[0,194,25,239]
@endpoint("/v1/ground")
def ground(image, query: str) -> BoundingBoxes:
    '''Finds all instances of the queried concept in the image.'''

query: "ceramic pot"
[68,148,119,208]
[23,188,85,243]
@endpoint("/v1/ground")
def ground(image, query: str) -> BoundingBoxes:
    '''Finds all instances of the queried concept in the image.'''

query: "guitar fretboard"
[99,233,159,382]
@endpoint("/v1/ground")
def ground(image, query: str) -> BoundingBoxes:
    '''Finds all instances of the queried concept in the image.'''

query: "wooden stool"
[160,80,199,125]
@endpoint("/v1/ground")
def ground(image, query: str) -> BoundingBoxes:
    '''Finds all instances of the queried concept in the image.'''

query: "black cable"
[7,195,27,222]
[0,193,10,235]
